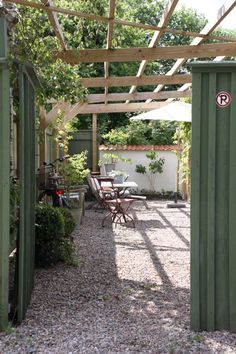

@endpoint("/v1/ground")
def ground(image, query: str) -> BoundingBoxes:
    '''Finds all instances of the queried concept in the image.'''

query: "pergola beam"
[52,101,170,117]
[87,89,191,103]
[81,74,191,88]
[41,0,67,51]
[45,101,69,126]
[55,42,236,64]
[73,102,169,114]
[63,102,84,125]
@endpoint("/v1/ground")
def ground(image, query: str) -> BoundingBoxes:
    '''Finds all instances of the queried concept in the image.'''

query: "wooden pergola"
[7,0,236,115]
[6,0,236,168]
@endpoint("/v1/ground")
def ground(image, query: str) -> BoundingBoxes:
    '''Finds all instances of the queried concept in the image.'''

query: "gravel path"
[1,200,236,353]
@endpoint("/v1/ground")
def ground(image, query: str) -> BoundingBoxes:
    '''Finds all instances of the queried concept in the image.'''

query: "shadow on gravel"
[0,202,226,354]
[155,208,190,248]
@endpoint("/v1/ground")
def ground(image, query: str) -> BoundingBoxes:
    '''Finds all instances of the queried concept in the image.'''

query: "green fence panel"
[18,65,36,322]
[68,130,98,170]
[0,16,10,331]
[191,62,236,331]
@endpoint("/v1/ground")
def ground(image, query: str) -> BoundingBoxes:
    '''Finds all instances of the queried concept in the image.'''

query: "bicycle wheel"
[38,191,54,206]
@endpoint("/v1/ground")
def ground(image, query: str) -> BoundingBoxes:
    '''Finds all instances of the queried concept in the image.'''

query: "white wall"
[99,149,179,193]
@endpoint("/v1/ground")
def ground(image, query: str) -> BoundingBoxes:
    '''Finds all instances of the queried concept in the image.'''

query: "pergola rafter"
[126,0,179,103]
[104,0,116,102]
[86,89,192,103]
[80,73,192,87]
[41,0,67,51]
[7,0,236,43]
[145,0,236,103]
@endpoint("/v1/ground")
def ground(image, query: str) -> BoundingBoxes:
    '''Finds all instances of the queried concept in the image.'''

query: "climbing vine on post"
[174,122,191,201]
[135,150,165,191]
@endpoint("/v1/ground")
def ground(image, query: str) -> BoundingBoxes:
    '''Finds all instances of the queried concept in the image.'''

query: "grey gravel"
[1,201,236,354]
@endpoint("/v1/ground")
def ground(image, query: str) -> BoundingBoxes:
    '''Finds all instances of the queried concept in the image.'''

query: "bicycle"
[36,157,69,207]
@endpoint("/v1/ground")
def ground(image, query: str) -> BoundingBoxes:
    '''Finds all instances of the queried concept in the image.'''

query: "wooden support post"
[0,16,10,330]
[92,113,97,172]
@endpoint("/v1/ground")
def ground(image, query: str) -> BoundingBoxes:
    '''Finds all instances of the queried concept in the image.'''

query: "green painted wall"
[68,130,98,170]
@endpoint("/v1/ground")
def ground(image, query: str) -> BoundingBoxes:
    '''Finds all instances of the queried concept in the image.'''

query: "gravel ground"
[1,200,236,353]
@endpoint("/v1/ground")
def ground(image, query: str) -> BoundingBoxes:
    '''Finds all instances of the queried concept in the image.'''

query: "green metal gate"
[191,62,236,331]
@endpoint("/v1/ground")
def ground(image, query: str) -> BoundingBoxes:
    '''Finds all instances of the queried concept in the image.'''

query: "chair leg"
[102,200,135,227]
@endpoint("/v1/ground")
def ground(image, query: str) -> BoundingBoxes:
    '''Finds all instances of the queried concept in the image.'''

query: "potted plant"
[108,170,127,184]
[98,153,131,175]
[98,153,119,175]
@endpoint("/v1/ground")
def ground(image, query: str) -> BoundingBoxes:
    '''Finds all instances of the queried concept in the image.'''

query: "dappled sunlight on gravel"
[1,201,236,353]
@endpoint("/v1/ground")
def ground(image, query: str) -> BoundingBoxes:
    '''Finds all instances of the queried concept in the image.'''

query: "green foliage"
[132,189,182,200]
[59,208,76,237]
[102,120,177,146]
[35,205,65,267]
[174,122,191,200]
[35,205,77,268]
[102,128,129,146]
[58,208,77,266]
[59,152,89,193]
[98,153,119,165]
[150,121,178,145]
[98,153,131,166]
[10,179,20,234]
[146,150,165,174]
[11,5,87,103]
[135,164,146,174]
[135,150,165,191]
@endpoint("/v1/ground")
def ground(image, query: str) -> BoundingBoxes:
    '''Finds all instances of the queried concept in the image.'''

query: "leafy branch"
[135,150,165,191]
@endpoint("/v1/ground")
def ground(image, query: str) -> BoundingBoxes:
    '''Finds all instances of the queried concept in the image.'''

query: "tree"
[135,150,165,191]
[101,120,177,145]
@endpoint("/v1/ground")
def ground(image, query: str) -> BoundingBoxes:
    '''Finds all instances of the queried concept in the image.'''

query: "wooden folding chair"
[86,173,115,210]
[101,197,136,227]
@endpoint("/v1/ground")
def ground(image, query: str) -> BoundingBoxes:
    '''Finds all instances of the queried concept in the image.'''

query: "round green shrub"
[35,205,65,268]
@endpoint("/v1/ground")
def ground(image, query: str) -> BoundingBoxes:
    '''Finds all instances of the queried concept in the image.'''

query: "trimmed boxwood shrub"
[35,205,77,268]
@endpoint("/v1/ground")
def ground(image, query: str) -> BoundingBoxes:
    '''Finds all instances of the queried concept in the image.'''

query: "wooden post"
[92,113,97,172]
[0,16,10,330]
